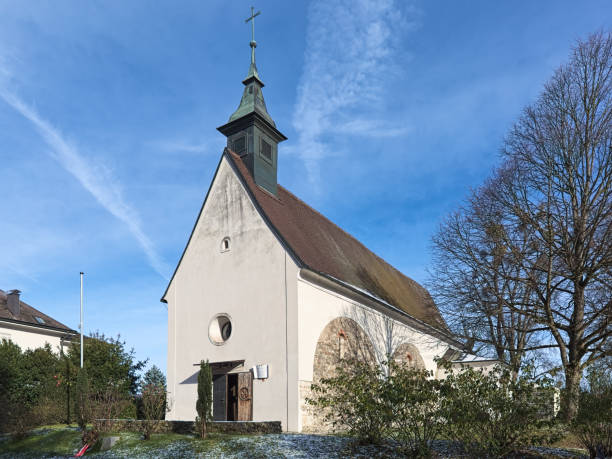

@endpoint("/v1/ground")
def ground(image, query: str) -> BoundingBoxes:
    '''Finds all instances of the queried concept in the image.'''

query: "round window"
[221,321,232,341]
[209,314,232,345]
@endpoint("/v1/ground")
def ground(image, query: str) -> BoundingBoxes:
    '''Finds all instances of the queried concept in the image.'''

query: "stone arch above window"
[392,342,425,370]
[312,317,376,382]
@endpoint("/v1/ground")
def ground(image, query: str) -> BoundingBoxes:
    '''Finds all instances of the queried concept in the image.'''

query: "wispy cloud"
[335,119,410,138]
[150,140,211,154]
[0,89,170,280]
[292,0,415,185]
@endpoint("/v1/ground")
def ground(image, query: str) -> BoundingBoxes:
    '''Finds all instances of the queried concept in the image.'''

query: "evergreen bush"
[438,362,560,457]
[308,359,389,445]
[0,340,64,435]
[74,367,91,430]
[386,361,443,456]
[0,335,147,434]
[195,360,212,438]
[308,357,561,457]
[137,365,167,421]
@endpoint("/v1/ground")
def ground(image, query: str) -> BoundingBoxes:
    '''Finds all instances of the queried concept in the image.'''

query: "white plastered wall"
[436,359,501,379]
[296,276,452,432]
[165,156,299,430]
[0,322,71,353]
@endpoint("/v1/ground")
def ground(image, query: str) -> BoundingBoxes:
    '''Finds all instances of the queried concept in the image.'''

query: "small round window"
[209,314,232,345]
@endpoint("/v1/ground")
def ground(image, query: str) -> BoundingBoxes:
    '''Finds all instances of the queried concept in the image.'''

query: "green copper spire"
[227,6,275,126]
[218,6,287,196]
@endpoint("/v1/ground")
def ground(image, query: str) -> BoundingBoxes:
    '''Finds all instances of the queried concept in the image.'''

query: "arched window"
[221,237,231,252]
[338,329,348,359]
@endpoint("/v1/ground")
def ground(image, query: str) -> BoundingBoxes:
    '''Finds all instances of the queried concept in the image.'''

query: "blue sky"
[0,1,609,375]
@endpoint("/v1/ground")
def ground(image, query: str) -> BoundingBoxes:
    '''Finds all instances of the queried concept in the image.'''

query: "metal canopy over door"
[237,371,253,421]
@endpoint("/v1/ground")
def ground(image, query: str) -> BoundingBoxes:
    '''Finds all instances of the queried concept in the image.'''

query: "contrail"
[0,89,170,280]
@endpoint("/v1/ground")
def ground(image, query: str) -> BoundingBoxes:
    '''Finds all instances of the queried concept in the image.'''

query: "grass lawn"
[0,427,389,458]
[0,425,82,457]
[0,426,248,458]
[0,425,589,458]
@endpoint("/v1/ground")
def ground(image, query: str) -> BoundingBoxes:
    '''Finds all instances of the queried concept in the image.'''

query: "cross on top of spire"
[218,5,287,196]
[245,7,261,69]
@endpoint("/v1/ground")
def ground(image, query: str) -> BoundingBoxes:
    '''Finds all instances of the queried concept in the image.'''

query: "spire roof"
[227,7,275,126]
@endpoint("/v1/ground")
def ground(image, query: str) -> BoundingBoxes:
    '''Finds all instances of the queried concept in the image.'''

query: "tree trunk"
[561,365,581,421]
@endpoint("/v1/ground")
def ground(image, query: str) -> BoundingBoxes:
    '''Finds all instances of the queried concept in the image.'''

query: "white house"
[162,28,494,432]
[0,289,77,353]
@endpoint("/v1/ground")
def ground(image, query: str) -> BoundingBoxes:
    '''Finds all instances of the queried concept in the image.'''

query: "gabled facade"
[0,289,77,353]
[163,154,300,428]
[163,23,472,432]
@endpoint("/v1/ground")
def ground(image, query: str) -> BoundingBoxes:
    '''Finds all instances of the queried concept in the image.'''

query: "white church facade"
[162,17,491,432]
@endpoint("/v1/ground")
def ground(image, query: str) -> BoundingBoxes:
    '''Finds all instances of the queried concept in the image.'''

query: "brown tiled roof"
[225,150,448,331]
[0,290,76,333]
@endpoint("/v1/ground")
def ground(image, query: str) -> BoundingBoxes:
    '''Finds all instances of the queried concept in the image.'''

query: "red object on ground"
[74,443,89,457]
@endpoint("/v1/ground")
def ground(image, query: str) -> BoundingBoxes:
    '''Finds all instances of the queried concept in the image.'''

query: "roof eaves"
[299,268,463,348]
[0,317,78,335]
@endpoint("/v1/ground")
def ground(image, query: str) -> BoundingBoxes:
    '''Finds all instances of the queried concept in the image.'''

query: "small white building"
[0,289,77,353]
[163,32,495,432]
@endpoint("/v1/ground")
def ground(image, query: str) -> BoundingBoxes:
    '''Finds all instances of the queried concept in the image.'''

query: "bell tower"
[217,7,287,195]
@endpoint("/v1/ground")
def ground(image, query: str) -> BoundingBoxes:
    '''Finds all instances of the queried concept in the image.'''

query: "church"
[162,12,494,432]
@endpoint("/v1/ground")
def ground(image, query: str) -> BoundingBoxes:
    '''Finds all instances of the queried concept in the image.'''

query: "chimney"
[7,290,21,317]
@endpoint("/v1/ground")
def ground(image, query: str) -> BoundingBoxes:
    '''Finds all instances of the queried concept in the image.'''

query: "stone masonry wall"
[302,317,376,433]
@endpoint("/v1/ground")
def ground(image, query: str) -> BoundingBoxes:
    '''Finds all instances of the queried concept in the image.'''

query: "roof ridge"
[0,295,74,331]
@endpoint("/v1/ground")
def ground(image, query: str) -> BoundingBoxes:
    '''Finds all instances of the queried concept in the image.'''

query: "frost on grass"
[204,434,384,458]
[0,430,589,458]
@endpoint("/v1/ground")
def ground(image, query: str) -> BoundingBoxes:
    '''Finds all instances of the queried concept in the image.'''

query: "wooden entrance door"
[237,371,253,421]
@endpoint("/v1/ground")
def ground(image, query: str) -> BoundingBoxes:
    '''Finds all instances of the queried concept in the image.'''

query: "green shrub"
[308,359,445,455]
[308,358,389,445]
[0,335,146,434]
[0,398,40,438]
[573,364,612,459]
[439,362,560,457]
[66,332,146,398]
[138,365,167,421]
[0,340,65,434]
[386,361,443,457]
[308,357,563,457]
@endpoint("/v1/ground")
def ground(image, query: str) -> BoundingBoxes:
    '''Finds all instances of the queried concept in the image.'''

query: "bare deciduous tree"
[430,169,551,378]
[499,31,611,420]
[346,305,404,376]
[431,31,612,420]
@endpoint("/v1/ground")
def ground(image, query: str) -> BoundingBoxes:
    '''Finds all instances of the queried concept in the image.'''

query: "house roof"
[0,289,76,334]
[225,150,449,331]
